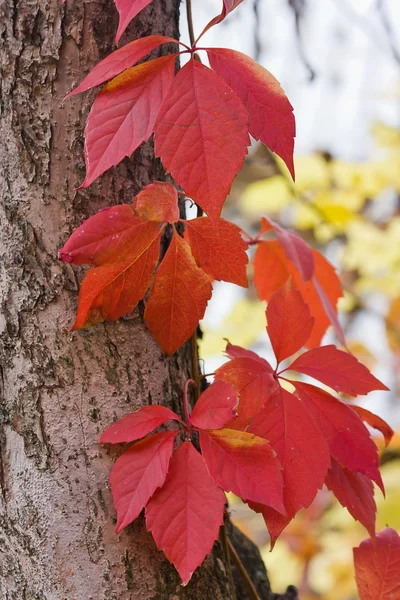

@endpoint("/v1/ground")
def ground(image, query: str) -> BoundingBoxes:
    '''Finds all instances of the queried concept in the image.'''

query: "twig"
[186,0,196,48]
[220,521,237,600]
[227,537,263,600]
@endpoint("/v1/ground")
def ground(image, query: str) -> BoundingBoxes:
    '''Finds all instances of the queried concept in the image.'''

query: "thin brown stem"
[227,538,263,600]
[220,522,237,600]
[186,0,196,48]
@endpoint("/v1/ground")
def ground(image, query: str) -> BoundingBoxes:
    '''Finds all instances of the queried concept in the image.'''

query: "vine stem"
[186,0,196,48]
[220,522,237,600]
[227,538,263,600]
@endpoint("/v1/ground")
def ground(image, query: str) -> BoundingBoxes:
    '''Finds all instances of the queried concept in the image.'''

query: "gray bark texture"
[0,0,282,597]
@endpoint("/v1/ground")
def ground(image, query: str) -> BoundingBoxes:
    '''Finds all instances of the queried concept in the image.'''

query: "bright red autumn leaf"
[215,354,277,429]
[100,405,183,443]
[350,405,393,447]
[248,386,330,519]
[267,284,314,363]
[294,382,383,491]
[249,503,291,549]
[185,217,248,286]
[80,55,176,188]
[225,341,265,362]
[114,0,153,44]
[325,458,376,538]
[199,428,284,513]
[133,181,179,223]
[208,50,295,180]
[145,442,226,585]
[154,59,250,219]
[197,0,244,40]
[110,430,177,533]
[190,381,238,430]
[354,528,400,600]
[144,230,213,354]
[66,35,179,98]
[285,345,388,396]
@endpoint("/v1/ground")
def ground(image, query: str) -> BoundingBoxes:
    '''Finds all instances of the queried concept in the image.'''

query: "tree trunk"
[0,0,276,598]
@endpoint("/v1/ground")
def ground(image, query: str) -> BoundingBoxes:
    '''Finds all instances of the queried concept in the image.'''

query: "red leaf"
[225,342,265,362]
[215,355,277,430]
[81,56,176,188]
[248,387,330,519]
[199,429,284,512]
[100,405,183,443]
[199,0,244,39]
[249,504,291,550]
[350,406,394,447]
[145,442,226,585]
[185,217,248,286]
[325,458,376,538]
[134,181,179,223]
[109,430,177,533]
[190,381,238,430]
[154,59,250,219]
[114,0,153,44]
[207,49,295,179]
[267,285,314,363]
[66,35,178,98]
[253,240,344,347]
[294,382,383,491]
[260,217,314,281]
[286,345,388,396]
[144,230,212,354]
[354,528,400,600]
[71,223,162,329]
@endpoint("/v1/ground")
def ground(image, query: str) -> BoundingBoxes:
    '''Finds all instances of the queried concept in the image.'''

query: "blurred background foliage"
[184,1,400,596]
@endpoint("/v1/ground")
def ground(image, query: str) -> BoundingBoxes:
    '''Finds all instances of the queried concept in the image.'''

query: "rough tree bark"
[0,0,282,598]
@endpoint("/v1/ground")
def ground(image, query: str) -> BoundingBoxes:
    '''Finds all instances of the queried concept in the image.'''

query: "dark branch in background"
[253,0,262,62]
[332,0,400,66]
[287,0,316,81]
[376,0,400,65]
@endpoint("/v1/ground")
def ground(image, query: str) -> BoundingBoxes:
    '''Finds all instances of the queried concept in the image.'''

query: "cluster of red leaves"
[66,16,294,219]
[100,284,392,584]
[59,182,248,354]
[354,528,400,600]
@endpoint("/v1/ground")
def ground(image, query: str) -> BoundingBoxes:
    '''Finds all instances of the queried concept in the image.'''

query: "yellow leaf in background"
[292,202,321,231]
[239,175,291,216]
[261,541,304,593]
[377,461,400,531]
[293,154,330,193]
[347,341,376,370]
[386,298,400,353]
[199,299,267,358]
[372,121,400,151]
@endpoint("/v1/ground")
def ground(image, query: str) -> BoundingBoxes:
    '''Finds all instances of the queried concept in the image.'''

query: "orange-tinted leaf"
[109,430,177,533]
[294,382,383,491]
[145,442,226,585]
[325,458,376,538]
[350,406,393,447]
[208,50,295,179]
[72,223,162,329]
[190,381,238,430]
[286,345,388,396]
[260,217,314,280]
[66,35,178,98]
[134,181,179,223]
[114,0,153,44]
[144,230,212,354]
[81,56,176,188]
[199,429,284,512]
[267,285,314,363]
[185,217,248,286]
[100,405,183,444]
[225,342,265,362]
[354,528,400,600]
[215,355,277,430]
[248,387,330,519]
[253,240,344,347]
[155,59,250,219]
